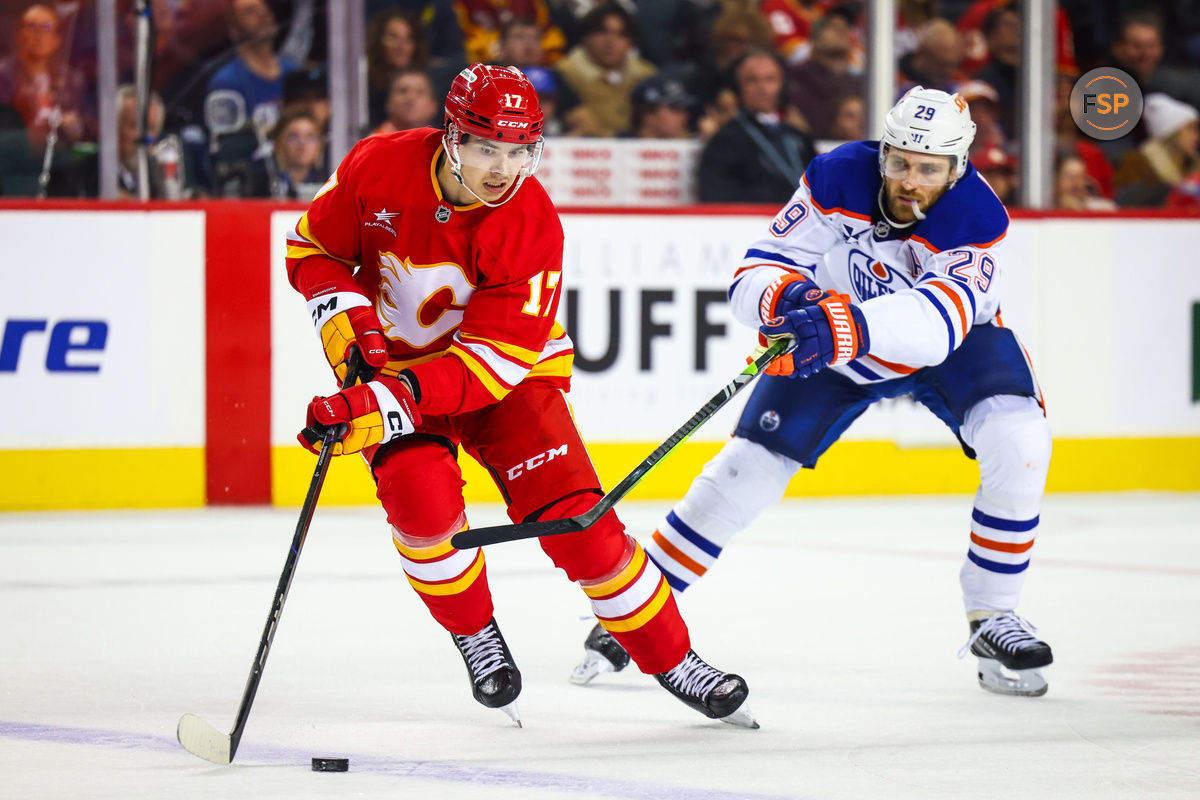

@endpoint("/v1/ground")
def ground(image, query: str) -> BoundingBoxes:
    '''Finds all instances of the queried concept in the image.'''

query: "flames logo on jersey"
[847,248,915,301]
[376,251,475,348]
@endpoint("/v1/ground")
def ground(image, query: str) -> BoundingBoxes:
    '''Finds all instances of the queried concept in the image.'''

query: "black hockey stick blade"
[177,348,368,764]
[450,338,789,549]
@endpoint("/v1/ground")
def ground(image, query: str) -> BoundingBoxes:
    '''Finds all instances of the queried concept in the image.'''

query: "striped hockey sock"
[645,509,729,592]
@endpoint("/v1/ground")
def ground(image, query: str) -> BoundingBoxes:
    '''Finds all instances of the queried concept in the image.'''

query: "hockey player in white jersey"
[573,87,1054,697]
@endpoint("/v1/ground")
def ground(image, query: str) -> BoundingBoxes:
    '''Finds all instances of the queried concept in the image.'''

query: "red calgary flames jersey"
[285,128,573,416]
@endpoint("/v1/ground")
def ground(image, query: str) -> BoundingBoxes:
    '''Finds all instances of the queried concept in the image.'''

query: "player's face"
[455,136,537,201]
[882,148,955,222]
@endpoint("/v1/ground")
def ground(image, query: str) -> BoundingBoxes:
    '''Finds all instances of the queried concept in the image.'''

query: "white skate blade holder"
[720,704,760,729]
[976,658,1048,697]
[498,700,522,727]
[569,648,619,685]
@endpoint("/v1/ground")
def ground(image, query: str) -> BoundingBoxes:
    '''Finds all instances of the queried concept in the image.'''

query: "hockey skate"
[655,650,758,729]
[958,612,1053,697]
[569,621,631,685]
[451,617,523,725]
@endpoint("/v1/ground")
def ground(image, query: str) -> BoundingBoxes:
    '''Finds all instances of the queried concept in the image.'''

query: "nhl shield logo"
[874,220,891,238]
[435,203,452,223]
[759,410,781,432]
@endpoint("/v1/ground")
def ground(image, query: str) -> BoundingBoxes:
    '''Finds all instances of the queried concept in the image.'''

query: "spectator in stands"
[1114,92,1200,207]
[456,1,566,65]
[366,11,430,129]
[974,144,1017,205]
[372,68,440,135]
[826,93,865,141]
[787,12,864,140]
[970,2,1019,138]
[895,0,940,59]
[627,0,710,81]
[959,79,1006,157]
[629,73,694,139]
[698,48,815,203]
[364,0,465,69]
[555,3,656,137]
[496,16,546,67]
[521,65,569,136]
[1111,10,1200,115]
[1056,153,1117,210]
[0,101,38,195]
[957,0,1075,77]
[283,66,330,136]
[206,0,299,148]
[686,0,773,116]
[1052,69,1113,200]
[245,108,326,200]
[897,18,965,94]
[0,3,89,157]
[760,0,821,65]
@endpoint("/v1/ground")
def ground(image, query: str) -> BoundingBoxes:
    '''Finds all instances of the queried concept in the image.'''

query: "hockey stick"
[177,348,367,765]
[449,338,789,549]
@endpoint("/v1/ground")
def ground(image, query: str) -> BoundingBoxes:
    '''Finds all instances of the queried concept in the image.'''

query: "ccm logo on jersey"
[506,444,568,480]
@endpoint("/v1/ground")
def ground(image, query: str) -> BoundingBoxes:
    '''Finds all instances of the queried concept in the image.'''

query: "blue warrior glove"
[756,273,844,375]
[759,293,870,379]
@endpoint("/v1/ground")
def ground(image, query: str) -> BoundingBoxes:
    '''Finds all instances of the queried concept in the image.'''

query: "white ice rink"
[2,493,1198,799]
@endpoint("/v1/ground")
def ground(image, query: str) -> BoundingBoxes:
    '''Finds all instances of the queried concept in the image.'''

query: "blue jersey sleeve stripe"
[665,510,723,558]
[921,275,978,320]
[744,248,802,267]
[967,549,1030,574]
[972,508,1040,532]
[915,287,959,357]
[845,359,884,381]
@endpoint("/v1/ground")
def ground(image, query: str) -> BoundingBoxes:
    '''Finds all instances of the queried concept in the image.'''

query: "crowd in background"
[2,0,1200,209]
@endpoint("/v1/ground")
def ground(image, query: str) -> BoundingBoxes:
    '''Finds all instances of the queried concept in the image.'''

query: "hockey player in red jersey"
[285,63,756,728]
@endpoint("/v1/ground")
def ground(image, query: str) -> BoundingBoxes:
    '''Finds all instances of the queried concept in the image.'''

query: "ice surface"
[2,494,1198,799]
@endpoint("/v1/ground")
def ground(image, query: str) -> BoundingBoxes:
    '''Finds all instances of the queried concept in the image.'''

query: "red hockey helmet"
[444,63,544,143]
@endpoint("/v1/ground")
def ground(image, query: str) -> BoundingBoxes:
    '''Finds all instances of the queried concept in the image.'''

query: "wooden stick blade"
[177,713,233,765]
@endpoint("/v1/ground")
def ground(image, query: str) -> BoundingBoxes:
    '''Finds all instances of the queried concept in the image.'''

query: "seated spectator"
[245,109,326,200]
[787,12,864,140]
[521,65,568,135]
[973,145,1017,205]
[629,74,694,139]
[689,0,775,122]
[760,0,821,65]
[1052,69,1112,199]
[699,48,815,203]
[826,93,865,142]
[0,3,90,158]
[496,16,547,68]
[1114,93,1200,207]
[366,11,430,129]
[898,18,965,95]
[894,0,939,59]
[116,84,191,199]
[283,66,330,136]
[969,2,1019,138]
[959,79,1006,157]
[1111,11,1200,120]
[1057,154,1117,210]
[957,0,1075,77]
[456,2,566,65]
[206,0,299,149]
[372,69,440,135]
[555,3,656,138]
[365,0,465,69]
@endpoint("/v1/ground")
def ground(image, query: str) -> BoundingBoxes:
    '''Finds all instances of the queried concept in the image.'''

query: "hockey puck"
[311,757,349,772]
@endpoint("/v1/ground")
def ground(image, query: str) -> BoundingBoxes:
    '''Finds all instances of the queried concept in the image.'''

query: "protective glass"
[455,135,543,178]
[880,151,955,187]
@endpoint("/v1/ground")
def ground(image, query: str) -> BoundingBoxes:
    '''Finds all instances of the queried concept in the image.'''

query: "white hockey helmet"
[879,86,977,182]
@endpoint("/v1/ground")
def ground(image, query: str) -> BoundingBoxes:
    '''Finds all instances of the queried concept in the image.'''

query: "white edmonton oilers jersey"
[729,140,1010,384]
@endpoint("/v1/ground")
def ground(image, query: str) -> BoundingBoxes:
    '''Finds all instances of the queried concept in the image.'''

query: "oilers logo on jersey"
[848,249,916,301]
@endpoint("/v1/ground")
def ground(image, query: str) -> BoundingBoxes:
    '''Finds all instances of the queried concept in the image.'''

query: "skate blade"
[976,659,1048,697]
[569,649,617,686]
[498,700,523,727]
[719,704,760,729]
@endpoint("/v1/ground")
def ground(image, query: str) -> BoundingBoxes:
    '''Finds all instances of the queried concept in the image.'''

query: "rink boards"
[0,202,1197,509]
